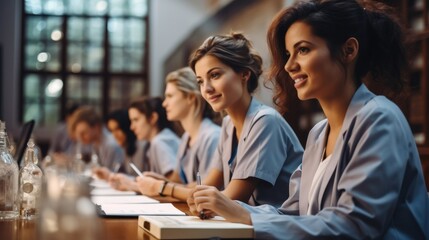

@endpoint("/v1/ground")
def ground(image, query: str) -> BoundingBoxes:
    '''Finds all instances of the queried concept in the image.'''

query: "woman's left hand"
[135,176,162,197]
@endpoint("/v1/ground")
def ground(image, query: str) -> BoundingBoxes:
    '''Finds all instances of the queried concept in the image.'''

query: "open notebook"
[138,215,254,239]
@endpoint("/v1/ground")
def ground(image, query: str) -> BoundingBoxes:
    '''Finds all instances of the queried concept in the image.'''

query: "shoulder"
[354,96,407,131]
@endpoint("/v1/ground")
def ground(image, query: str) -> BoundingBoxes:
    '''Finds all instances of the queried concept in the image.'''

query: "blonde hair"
[165,67,206,119]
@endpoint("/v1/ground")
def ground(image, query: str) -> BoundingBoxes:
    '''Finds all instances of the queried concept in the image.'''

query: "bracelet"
[171,184,176,198]
[158,180,168,197]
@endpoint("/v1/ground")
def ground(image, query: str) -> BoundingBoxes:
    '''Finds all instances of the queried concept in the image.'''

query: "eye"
[209,72,220,79]
[196,79,203,86]
[298,47,310,54]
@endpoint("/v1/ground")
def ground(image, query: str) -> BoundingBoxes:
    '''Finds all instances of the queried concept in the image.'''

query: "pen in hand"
[196,172,207,219]
[112,162,121,173]
[129,163,144,177]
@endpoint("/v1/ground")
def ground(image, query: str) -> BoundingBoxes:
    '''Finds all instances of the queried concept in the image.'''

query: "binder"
[138,215,253,239]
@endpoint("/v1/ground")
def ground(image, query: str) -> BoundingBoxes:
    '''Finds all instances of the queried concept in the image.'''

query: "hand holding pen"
[196,172,208,220]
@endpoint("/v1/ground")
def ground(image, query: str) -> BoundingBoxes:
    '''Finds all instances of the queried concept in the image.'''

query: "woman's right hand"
[92,166,111,180]
[109,173,135,191]
[187,185,252,225]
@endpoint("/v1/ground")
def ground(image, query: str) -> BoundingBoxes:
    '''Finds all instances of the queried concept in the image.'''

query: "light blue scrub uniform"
[175,118,220,183]
[144,128,179,176]
[212,98,303,208]
[238,85,429,239]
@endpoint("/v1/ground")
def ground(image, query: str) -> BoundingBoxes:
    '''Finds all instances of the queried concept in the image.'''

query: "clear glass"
[0,121,19,220]
[19,139,43,219]
[38,172,102,240]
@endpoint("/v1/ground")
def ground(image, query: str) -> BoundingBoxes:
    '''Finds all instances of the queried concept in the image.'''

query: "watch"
[158,180,168,197]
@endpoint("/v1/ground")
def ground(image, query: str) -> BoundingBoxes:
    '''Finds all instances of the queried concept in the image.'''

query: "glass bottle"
[72,142,85,174]
[19,138,43,219]
[0,120,19,219]
[38,172,102,240]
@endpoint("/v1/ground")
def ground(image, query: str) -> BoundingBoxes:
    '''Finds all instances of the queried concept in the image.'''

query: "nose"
[162,99,167,108]
[284,55,298,74]
[201,80,214,94]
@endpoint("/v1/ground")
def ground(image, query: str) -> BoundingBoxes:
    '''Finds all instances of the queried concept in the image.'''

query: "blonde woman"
[136,67,220,199]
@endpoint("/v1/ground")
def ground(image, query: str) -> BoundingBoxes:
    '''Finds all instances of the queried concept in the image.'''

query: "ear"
[241,70,251,83]
[149,112,159,126]
[342,37,359,63]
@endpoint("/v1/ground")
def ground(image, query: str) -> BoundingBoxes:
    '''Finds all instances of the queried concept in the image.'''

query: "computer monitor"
[14,119,35,166]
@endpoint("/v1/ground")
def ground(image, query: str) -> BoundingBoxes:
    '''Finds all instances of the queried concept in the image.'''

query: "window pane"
[26,16,44,40]
[24,74,41,99]
[68,17,84,41]
[25,0,43,14]
[66,76,102,103]
[25,43,44,70]
[109,77,144,112]
[24,102,41,123]
[44,103,60,125]
[129,19,145,45]
[129,0,147,17]
[85,0,108,16]
[67,43,84,72]
[87,18,105,44]
[85,46,104,71]
[67,75,83,99]
[45,43,61,71]
[43,0,65,15]
[66,0,84,15]
[108,18,125,46]
[109,0,127,16]
[46,17,62,40]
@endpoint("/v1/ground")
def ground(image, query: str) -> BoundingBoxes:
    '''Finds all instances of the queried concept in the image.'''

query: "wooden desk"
[0,202,190,240]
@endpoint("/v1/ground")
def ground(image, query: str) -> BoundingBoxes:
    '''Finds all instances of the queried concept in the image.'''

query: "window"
[21,0,149,125]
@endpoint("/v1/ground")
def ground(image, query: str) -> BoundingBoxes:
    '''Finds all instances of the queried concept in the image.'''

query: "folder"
[138,215,254,239]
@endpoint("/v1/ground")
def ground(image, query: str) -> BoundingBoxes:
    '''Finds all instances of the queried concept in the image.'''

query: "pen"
[112,162,121,173]
[196,172,206,219]
[129,163,144,177]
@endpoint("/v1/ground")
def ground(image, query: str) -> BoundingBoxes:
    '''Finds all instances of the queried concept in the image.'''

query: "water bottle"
[0,120,19,220]
[19,138,43,219]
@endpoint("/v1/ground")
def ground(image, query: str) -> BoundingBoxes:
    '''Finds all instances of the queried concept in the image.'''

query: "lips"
[292,75,307,88]
[208,94,222,102]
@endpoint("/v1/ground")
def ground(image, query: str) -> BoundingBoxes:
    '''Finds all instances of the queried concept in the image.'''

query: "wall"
[0,0,21,136]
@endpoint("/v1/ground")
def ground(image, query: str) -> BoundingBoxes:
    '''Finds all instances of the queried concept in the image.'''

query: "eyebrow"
[196,67,222,79]
[287,40,313,53]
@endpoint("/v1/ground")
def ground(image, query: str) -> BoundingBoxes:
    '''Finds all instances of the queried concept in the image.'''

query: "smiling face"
[284,21,345,101]
[128,108,153,141]
[162,83,193,121]
[195,55,246,112]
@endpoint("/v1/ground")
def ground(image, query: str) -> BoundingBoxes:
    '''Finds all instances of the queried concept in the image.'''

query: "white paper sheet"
[98,203,185,216]
[91,195,159,205]
[91,188,137,196]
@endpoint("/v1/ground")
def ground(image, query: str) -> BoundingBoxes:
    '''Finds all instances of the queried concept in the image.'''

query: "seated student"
[187,1,429,239]
[93,109,148,179]
[147,33,303,207]
[134,67,221,200]
[68,106,125,170]
[109,97,180,191]
[48,102,80,155]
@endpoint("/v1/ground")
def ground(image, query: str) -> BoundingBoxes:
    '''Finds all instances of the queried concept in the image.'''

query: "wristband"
[158,180,168,196]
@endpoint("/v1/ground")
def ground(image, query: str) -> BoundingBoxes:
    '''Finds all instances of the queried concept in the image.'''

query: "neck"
[226,94,251,139]
[148,127,161,141]
[181,113,203,146]
[319,84,356,132]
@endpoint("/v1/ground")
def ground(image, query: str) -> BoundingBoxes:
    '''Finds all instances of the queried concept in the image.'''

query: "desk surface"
[0,201,190,240]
